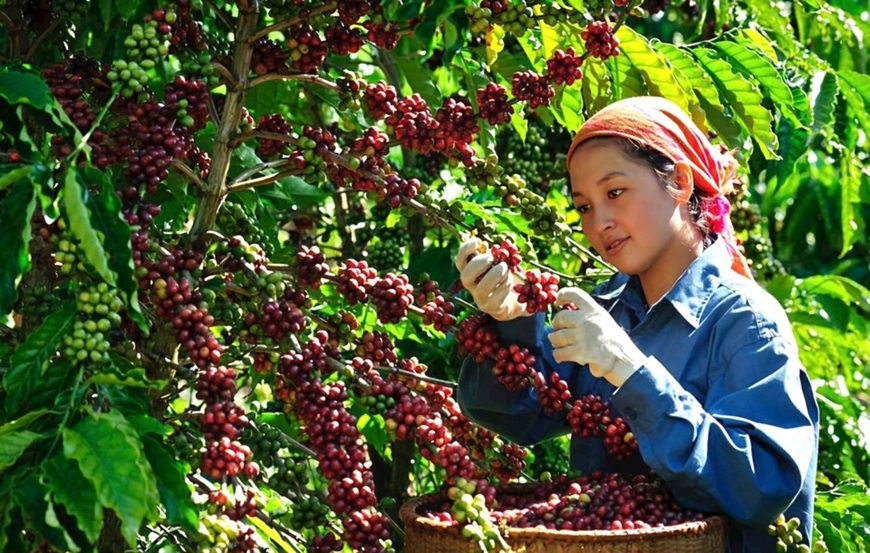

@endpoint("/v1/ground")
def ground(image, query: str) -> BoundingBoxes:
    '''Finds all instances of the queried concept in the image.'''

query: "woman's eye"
[607,189,624,200]
[576,204,590,214]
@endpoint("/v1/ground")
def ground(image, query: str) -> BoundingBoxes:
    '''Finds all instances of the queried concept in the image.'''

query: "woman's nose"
[586,208,615,236]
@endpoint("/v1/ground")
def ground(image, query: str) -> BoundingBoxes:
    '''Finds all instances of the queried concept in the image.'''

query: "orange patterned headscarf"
[567,96,753,279]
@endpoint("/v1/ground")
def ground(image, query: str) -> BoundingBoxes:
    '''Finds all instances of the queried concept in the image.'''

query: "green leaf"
[485,25,507,69]
[654,42,735,140]
[509,109,528,143]
[28,358,81,414]
[606,54,647,100]
[772,114,809,189]
[62,411,160,547]
[539,20,561,59]
[798,275,870,314]
[0,70,53,108]
[99,0,113,29]
[644,42,704,130]
[394,54,441,107]
[0,165,30,192]
[141,435,198,534]
[735,28,779,63]
[126,414,173,438]
[0,409,52,437]
[837,71,870,138]
[692,47,778,159]
[87,367,167,389]
[81,166,145,328]
[711,40,807,127]
[0,178,36,317]
[62,167,115,286]
[245,80,290,120]
[580,57,611,116]
[114,0,138,20]
[248,515,298,552]
[615,27,691,116]
[41,453,103,543]
[811,71,839,136]
[4,302,77,414]
[274,175,328,203]
[0,497,12,552]
[12,473,78,552]
[552,83,583,134]
[0,431,41,472]
[840,153,862,257]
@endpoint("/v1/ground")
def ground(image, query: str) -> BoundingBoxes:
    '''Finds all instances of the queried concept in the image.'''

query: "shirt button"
[624,408,637,421]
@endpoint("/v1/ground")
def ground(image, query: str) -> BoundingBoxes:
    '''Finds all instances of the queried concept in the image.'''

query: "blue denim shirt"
[456,238,819,552]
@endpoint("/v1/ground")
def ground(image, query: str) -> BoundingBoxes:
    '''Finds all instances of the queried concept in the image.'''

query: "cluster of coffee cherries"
[425,472,705,533]
[196,511,258,553]
[62,283,124,365]
[768,514,827,553]
[466,1,583,36]
[54,236,86,275]
[447,479,507,552]
[107,10,176,98]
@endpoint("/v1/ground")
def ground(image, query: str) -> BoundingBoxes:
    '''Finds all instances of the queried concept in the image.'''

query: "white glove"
[454,236,531,322]
[547,287,646,387]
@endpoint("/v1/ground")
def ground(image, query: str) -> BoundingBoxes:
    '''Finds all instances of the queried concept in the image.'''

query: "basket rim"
[399,483,729,543]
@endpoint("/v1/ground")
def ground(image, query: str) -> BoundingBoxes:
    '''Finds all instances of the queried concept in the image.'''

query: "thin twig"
[230,158,295,185]
[172,160,206,189]
[227,168,302,193]
[25,18,63,61]
[372,365,456,389]
[249,72,340,90]
[235,130,297,148]
[211,61,237,88]
[564,236,613,270]
[202,0,235,30]
[0,10,14,30]
[248,2,338,42]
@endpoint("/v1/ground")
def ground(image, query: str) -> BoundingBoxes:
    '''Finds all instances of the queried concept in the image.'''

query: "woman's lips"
[606,238,627,255]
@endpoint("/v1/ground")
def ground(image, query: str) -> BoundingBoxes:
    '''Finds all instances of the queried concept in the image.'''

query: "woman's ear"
[672,160,694,204]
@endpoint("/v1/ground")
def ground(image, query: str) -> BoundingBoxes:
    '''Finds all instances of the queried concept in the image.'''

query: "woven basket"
[400,484,728,553]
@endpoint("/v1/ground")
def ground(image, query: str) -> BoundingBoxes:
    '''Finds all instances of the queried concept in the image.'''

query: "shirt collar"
[662,236,733,327]
[591,236,734,328]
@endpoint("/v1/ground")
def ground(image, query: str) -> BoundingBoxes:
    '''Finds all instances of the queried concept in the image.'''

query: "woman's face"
[568,139,687,277]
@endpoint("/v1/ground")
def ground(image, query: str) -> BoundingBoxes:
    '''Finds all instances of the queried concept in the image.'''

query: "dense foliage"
[1,0,870,552]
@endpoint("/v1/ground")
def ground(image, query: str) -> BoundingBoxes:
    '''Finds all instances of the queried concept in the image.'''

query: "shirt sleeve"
[610,336,818,529]
[455,313,596,445]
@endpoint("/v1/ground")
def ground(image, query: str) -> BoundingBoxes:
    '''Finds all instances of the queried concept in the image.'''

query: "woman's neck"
[638,231,705,309]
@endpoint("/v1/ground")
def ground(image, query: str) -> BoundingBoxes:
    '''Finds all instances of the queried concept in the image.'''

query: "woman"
[454,96,819,552]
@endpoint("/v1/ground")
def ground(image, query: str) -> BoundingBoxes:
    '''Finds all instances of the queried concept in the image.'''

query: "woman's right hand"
[454,236,530,321]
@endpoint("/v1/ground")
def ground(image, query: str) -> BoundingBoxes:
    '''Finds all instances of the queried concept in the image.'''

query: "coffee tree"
[1,0,869,552]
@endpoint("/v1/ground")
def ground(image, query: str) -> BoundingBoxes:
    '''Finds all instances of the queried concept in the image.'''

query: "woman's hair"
[580,136,713,245]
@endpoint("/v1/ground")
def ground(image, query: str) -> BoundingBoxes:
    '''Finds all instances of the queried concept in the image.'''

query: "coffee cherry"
[489,239,523,271]
[370,273,414,324]
[511,70,554,109]
[296,245,329,289]
[336,259,378,305]
[514,270,560,314]
[546,48,583,86]
[582,21,620,61]
[364,83,399,120]
[250,39,291,76]
[326,20,365,55]
[457,314,500,363]
[255,113,293,158]
[476,83,514,126]
[287,23,328,73]
[493,344,535,390]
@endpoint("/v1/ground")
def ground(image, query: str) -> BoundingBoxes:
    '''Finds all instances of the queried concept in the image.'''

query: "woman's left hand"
[548,287,647,387]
